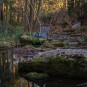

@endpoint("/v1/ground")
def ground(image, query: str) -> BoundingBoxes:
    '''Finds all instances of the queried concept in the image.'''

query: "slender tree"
[0,0,3,24]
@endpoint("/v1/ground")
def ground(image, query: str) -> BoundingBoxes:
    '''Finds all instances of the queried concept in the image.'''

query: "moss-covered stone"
[19,37,46,47]
[18,55,87,78]
[24,72,48,80]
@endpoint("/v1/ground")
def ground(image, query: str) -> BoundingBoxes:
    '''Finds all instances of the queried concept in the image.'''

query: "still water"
[0,60,87,87]
[0,50,87,87]
[0,76,87,87]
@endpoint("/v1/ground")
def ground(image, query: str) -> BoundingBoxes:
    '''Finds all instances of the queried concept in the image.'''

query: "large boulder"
[72,22,81,29]
[34,48,87,59]
[19,54,87,78]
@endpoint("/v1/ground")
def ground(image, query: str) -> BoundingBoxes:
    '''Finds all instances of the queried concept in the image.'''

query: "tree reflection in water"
[27,81,46,87]
[1,73,87,87]
[0,48,87,87]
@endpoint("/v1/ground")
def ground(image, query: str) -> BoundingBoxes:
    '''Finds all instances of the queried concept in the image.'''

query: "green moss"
[19,37,46,47]
[42,42,55,48]
[25,72,48,80]
[18,55,87,78]
[53,42,65,47]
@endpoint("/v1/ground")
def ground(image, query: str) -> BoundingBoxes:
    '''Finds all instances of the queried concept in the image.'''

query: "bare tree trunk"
[34,0,42,31]
[0,3,3,24]
[6,4,8,25]
[21,9,23,25]
[24,0,28,32]
[0,3,4,32]
[17,12,20,24]
[9,2,12,24]
[10,13,12,24]
[29,0,34,32]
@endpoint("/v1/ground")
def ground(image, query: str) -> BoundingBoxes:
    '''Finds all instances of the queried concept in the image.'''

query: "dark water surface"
[0,76,87,87]
[0,49,87,87]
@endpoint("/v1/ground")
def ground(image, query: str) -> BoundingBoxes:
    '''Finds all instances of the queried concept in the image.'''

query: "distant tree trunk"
[1,10,3,23]
[19,0,24,25]
[24,0,28,32]
[6,4,8,25]
[9,12,12,24]
[9,2,12,24]
[29,0,34,32]
[34,0,42,31]
[0,3,3,24]
[37,0,42,17]
[21,9,23,25]
[17,12,20,24]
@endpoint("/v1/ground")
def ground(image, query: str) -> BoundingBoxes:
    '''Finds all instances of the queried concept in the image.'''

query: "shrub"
[32,38,46,46]
[79,27,86,32]
[19,37,46,47]
[42,42,54,48]
[62,22,68,28]
[0,26,24,41]
[41,14,52,23]
[72,54,86,64]
[53,42,65,47]
[63,29,75,33]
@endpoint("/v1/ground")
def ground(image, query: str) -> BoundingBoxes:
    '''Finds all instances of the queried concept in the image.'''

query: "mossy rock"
[53,42,65,47]
[42,42,55,48]
[0,41,13,48]
[19,37,45,47]
[19,55,87,78]
[24,72,48,81]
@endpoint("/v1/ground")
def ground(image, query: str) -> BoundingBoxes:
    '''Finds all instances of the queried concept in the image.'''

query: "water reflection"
[27,80,46,87]
[0,48,87,87]
[1,75,87,87]
[0,77,28,87]
[26,77,87,87]
[1,67,87,87]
